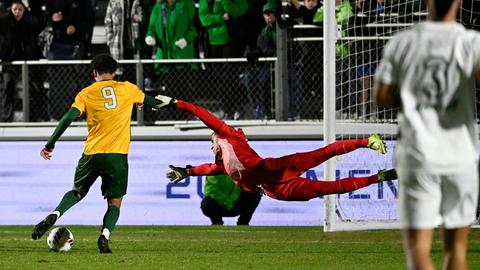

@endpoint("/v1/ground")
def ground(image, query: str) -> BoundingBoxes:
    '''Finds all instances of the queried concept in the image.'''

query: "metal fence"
[0,41,389,124]
[1,25,478,124]
[0,59,285,123]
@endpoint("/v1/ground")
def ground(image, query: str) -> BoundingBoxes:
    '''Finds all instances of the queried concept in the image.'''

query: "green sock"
[102,204,120,233]
[54,191,81,216]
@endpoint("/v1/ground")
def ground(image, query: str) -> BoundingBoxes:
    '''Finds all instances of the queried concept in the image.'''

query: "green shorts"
[73,153,128,198]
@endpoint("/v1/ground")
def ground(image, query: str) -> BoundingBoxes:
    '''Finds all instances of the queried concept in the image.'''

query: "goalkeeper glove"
[367,134,387,154]
[153,95,177,110]
[377,169,397,182]
[167,165,189,183]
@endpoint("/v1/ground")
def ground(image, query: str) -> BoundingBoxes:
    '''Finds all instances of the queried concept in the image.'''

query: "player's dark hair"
[433,0,456,18]
[90,53,117,74]
[9,0,26,8]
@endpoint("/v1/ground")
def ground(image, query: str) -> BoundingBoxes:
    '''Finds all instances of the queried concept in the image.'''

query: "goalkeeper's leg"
[263,170,396,201]
[260,138,371,173]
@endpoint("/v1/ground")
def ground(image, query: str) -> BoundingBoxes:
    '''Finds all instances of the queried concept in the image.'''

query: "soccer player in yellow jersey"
[31,54,163,253]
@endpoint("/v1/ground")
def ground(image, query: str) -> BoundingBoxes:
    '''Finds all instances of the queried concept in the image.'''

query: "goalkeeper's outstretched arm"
[166,163,224,183]
[41,107,81,160]
[156,95,236,138]
[143,95,177,109]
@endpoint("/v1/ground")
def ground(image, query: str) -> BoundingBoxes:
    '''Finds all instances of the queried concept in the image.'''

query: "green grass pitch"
[0,226,479,270]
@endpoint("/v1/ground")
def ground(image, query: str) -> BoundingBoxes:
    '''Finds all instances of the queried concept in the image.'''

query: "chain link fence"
[0,59,294,123]
[2,12,479,124]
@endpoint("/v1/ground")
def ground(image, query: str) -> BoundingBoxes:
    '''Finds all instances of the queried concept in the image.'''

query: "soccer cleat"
[98,235,112,254]
[32,214,57,240]
[368,134,387,154]
[377,169,397,182]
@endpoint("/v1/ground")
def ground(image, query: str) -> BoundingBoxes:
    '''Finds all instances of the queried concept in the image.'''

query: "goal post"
[323,0,338,232]
[322,0,428,231]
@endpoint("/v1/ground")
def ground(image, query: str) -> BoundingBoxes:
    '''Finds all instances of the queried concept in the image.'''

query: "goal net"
[323,0,480,231]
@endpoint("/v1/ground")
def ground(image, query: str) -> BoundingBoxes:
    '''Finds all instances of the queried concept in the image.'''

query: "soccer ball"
[47,227,74,252]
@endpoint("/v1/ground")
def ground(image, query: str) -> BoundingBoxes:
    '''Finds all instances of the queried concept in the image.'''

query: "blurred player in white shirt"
[374,0,480,269]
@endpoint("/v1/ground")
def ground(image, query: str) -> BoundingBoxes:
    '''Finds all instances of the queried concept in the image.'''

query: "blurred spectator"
[145,0,197,74]
[353,0,385,119]
[29,1,48,30]
[313,0,353,119]
[198,0,248,120]
[46,0,89,60]
[131,0,156,59]
[105,0,138,77]
[243,0,267,52]
[0,0,47,121]
[198,0,247,58]
[356,0,385,15]
[201,174,261,225]
[287,0,320,24]
[244,1,302,119]
[0,0,47,29]
[85,0,97,59]
[45,0,90,120]
[144,0,197,120]
[313,0,352,57]
[286,0,322,119]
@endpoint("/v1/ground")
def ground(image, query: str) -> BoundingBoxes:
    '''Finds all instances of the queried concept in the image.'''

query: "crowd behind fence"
[2,37,479,124]
[0,58,283,123]
[1,0,479,124]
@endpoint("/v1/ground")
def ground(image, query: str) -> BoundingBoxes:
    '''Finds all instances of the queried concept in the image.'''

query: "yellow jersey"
[72,80,145,155]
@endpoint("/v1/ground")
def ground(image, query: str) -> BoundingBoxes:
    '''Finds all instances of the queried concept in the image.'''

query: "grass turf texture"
[0,226,479,270]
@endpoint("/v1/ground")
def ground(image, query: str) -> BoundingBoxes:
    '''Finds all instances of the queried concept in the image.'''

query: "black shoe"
[378,169,398,182]
[210,218,224,226]
[32,214,57,240]
[97,235,112,253]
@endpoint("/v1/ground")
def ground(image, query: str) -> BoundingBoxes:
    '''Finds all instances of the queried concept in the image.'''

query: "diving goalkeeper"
[157,95,397,201]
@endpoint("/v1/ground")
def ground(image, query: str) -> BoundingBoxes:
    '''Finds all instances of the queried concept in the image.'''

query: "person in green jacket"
[198,0,249,120]
[198,0,248,58]
[201,174,261,225]
[145,0,197,74]
[313,0,353,57]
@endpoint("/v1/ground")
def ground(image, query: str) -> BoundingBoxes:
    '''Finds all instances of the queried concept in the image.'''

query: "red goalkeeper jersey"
[177,100,268,192]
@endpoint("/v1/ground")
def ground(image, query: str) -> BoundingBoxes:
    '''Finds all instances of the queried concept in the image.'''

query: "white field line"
[0,238,411,245]
[0,229,324,234]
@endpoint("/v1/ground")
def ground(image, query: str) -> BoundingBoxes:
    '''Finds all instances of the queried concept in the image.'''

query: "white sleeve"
[375,39,397,86]
[474,33,480,74]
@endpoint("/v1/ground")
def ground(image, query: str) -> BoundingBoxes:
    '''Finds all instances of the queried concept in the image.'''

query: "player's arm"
[177,99,236,137]
[154,95,236,137]
[41,107,81,160]
[143,95,162,108]
[189,163,224,176]
[166,163,224,183]
[374,82,400,108]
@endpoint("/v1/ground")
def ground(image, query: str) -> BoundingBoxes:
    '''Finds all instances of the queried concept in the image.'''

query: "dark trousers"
[46,42,85,120]
[0,69,16,122]
[200,192,261,225]
[0,66,49,122]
